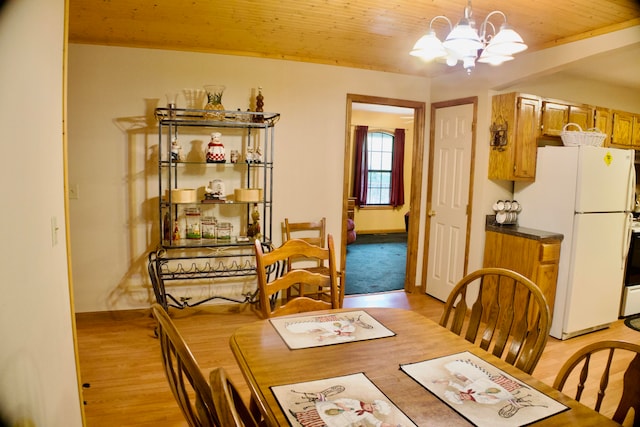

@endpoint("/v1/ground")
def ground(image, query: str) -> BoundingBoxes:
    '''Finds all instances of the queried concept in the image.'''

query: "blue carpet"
[345,233,407,295]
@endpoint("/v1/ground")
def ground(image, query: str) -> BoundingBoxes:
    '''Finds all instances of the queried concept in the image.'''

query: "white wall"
[0,1,83,426]
[67,44,431,312]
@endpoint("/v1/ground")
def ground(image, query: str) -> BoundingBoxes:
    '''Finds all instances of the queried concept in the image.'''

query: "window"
[353,125,404,208]
[366,131,394,205]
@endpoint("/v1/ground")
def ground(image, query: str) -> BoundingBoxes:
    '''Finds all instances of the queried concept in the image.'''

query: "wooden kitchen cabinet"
[594,107,612,146]
[488,92,540,181]
[490,92,638,181]
[540,100,594,136]
[483,227,562,316]
[611,110,635,147]
[540,100,593,138]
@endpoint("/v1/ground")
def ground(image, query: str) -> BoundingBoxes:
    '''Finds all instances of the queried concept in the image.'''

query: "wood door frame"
[341,94,426,292]
[420,97,478,294]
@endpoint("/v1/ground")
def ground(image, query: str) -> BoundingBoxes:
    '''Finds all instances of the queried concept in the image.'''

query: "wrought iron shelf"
[148,245,270,310]
[149,107,279,311]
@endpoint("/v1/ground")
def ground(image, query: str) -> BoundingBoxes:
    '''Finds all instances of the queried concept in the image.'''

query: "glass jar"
[201,216,216,239]
[185,208,201,239]
[216,222,232,241]
[203,85,225,121]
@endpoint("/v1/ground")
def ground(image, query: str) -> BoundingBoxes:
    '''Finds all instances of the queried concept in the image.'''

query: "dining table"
[229,307,618,426]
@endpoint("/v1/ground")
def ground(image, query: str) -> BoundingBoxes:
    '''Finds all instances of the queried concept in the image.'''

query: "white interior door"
[425,103,474,302]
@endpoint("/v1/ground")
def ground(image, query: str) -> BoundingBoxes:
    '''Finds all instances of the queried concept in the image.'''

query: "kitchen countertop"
[485,215,564,242]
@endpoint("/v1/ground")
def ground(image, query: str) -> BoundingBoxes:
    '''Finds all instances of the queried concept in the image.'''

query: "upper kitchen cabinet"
[540,99,593,138]
[611,110,635,147]
[489,92,639,181]
[611,111,633,148]
[594,107,612,146]
[488,92,540,181]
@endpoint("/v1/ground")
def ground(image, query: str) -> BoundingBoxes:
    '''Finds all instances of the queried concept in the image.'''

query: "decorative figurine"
[170,136,183,161]
[245,144,262,163]
[247,204,261,239]
[253,86,264,123]
[206,132,225,163]
[205,178,226,200]
[253,145,263,163]
[230,149,240,163]
[172,221,180,241]
[163,212,171,241]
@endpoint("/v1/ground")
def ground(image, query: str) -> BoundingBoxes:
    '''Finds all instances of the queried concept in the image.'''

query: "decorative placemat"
[269,310,395,349]
[400,351,568,427]
[271,372,416,427]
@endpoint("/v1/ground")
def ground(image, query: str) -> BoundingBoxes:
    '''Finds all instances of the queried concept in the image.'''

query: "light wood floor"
[76,291,640,426]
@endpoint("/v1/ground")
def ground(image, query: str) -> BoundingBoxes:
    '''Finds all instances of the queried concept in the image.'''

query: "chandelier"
[410,0,527,74]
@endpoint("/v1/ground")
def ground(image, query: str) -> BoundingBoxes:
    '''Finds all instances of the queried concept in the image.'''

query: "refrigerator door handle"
[628,152,636,211]
[624,213,633,269]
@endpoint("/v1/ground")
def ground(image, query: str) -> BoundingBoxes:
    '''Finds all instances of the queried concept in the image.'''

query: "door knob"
[428,210,436,217]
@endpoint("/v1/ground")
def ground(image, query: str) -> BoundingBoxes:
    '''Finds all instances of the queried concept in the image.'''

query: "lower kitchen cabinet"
[483,222,563,316]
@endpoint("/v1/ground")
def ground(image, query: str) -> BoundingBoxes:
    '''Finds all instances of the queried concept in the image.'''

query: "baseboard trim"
[356,229,406,235]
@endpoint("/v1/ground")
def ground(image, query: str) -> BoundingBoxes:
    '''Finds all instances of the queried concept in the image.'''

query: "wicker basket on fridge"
[560,123,606,147]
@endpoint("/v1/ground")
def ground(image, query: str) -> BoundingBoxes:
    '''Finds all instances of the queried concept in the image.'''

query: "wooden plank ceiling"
[68,0,640,77]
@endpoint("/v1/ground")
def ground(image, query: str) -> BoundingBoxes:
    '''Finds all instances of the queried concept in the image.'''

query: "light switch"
[69,183,79,199]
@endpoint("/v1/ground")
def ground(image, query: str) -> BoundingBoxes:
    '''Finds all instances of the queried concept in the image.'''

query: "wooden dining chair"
[150,303,259,427]
[439,267,551,375]
[253,233,339,318]
[284,217,326,249]
[209,367,261,427]
[553,340,640,427]
[283,217,328,299]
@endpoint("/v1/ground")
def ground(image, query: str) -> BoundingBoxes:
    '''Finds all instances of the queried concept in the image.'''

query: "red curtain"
[352,125,368,207]
[390,128,405,208]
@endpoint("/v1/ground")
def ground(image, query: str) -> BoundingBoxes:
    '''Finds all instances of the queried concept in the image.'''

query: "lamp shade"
[484,24,527,55]
[477,50,514,65]
[410,31,447,61]
[443,19,483,54]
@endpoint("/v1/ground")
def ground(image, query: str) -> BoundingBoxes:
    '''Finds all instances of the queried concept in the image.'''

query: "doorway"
[422,98,477,300]
[341,94,426,294]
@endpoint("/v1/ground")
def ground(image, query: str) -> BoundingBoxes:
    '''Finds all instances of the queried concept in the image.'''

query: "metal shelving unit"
[149,107,279,310]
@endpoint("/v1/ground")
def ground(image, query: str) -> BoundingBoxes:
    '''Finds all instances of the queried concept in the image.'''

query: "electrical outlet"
[69,183,79,199]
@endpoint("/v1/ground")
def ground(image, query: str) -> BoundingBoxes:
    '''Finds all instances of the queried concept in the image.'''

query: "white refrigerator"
[514,145,635,340]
